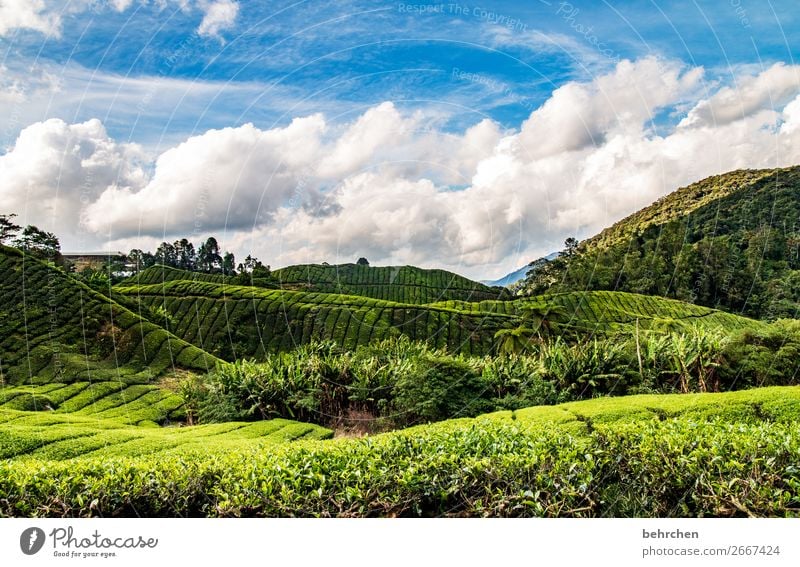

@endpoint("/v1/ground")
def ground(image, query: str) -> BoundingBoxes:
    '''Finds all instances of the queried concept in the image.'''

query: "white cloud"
[0,0,60,37]
[197,0,239,39]
[109,0,134,10]
[518,57,703,158]
[83,115,325,236]
[0,0,240,39]
[680,63,800,128]
[0,118,146,243]
[318,102,416,178]
[5,58,800,280]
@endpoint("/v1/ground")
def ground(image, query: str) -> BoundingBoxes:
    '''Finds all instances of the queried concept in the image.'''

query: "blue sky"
[5,0,798,143]
[2,0,800,279]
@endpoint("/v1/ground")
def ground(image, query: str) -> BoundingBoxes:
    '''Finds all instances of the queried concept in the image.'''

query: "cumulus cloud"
[0,118,146,243]
[0,0,60,37]
[4,58,800,279]
[680,63,800,128]
[197,0,239,39]
[518,57,703,158]
[83,115,325,236]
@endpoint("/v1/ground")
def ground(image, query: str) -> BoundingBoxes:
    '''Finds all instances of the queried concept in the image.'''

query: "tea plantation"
[0,246,220,386]
[1,386,798,517]
[2,246,797,518]
[113,277,756,361]
[272,263,507,303]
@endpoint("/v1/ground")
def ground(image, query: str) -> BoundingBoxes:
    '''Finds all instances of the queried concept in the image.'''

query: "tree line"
[1,212,272,289]
[0,214,61,259]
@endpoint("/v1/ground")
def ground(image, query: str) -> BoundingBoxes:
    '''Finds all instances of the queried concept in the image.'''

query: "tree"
[173,238,196,270]
[561,237,579,258]
[155,242,177,267]
[237,254,268,274]
[493,326,537,355]
[357,257,369,266]
[0,213,21,244]
[15,225,60,259]
[521,303,566,340]
[198,237,222,272]
[222,251,236,275]
[127,249,155,273]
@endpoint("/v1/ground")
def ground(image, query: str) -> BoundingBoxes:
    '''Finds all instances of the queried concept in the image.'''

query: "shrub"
[392,354,488,424]
[721,319,800,388]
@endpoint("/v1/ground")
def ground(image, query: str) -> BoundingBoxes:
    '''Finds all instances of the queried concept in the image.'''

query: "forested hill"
[519,166,800,320]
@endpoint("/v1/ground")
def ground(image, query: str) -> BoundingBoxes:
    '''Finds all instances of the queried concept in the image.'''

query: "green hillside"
[0,409,331,462]
[113,278,516,358]
[521,166,800,319]
[0,245,220,386]
[127,264,232,285]
[113,274,758,359]
[271,263,506,303]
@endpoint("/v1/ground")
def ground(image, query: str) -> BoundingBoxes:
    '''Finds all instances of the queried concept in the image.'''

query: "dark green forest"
[521,166,800,320]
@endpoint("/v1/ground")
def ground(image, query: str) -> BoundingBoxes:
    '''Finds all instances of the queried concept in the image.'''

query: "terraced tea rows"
[429,291,754,332]
[114,279,514,358]
[0,380,191,424]
[2,386,798,517]
[271,263,507,303]
[128,265,232,285]
[114,277,759,359]
[0,246,220,385]
[129,263,506,304]
[0,408,332,462]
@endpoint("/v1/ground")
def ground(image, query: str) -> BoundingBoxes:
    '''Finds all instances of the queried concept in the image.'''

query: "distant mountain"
[518,166,800,319]
[482,253,559,287]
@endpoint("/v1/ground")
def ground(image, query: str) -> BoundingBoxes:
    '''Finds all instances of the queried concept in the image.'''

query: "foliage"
[113,272,756,361]
[0,213,21,243]
[271,262,506,304]
[720,319,800,387]
[175,319,800,429]
[519,167,800,320]
[14,224,61,260]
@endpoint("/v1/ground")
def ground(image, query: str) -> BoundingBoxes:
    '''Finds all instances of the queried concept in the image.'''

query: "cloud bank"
[3,57,800,279]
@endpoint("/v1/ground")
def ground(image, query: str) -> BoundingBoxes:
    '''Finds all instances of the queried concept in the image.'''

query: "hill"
[0,245,220,388]
[271,263,507,303]
[520,166,800,319]
[113,275,757,359]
